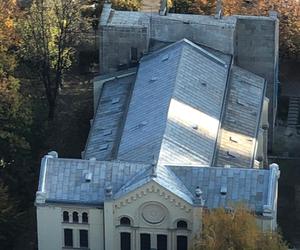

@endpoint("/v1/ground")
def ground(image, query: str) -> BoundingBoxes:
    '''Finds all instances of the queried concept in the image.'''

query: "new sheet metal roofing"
[37,38,275,214]
[84,73,135,161]
[117,39,230,165]
[214,66,266,168]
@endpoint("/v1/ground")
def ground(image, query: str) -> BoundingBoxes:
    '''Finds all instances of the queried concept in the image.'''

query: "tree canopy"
[20,0,84,119]
[194,206,288,250]
[169,0,300,58]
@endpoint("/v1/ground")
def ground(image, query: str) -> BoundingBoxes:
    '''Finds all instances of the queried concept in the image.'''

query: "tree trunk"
[48,98,56,120]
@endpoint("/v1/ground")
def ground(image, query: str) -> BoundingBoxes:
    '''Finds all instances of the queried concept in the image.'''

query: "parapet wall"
[235,16,279,148]
[150,15,236,55]
[99,25,149,73]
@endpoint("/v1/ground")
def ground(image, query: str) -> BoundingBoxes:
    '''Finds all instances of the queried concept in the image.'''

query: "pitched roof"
[169,165,272,213]
[36,155,279,215]
[84,73,135,161]
[114,165,194,204]
[117,39,230,165]
[37,156,150,205]
[214,66,266,168]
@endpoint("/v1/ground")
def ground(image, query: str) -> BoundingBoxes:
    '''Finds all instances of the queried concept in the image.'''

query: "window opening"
[121,232,131,250]
[177,235,188,250]
[131,47,138,62]
[63,211,69,222]
[120,217,131,226]
[64,229,73,247]
[80,229,88,248]
[82,212,88,223]
[157,234,167,250]
[177,220,188,229]
[73,211,79,223]
[140,233,151,250]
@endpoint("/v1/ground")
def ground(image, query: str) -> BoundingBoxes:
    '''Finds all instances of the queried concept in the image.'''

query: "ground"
[274,59,300,249]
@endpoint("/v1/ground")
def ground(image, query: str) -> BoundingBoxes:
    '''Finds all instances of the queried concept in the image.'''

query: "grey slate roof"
[100,4,151,27]
[117,39,230,165]
[169,165,270,213]
[36,38,275,217]
[214,66,266,168]
[100,4,236,28]
[84,73,135,161]
[114,165,194,204]
[38,157,150,205]
[37,155,277,214]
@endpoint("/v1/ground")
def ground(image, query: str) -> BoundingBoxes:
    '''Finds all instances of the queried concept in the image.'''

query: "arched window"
[177,220,188,229]
[82,212,88,223]
[73,212,79,223]
[63,211,69,222]
[120,217,131,226]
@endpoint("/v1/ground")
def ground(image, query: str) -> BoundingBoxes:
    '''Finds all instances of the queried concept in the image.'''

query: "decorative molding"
[115,184,191,213]
[142,203,166,224]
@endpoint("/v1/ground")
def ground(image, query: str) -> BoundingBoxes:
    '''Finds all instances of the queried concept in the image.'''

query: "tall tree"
[0,1,34,248]
[20,0,83,119]
[194,206,288,250]
[0,0,32,168]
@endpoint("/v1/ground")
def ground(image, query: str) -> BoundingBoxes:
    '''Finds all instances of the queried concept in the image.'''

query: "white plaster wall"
[37,206,62,250]
[106,181,199,250]
[36,205,104,250]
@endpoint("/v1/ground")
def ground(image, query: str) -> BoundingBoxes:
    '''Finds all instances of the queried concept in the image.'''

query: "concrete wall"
[150,16,235,54]
[99,26,149,74]
[235,17,279,149]
[104,181,199,250]
[37,205,104,250]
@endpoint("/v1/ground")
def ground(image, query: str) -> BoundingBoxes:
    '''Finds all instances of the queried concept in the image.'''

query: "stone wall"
[99,26,149,74]
[235,17,279,149]
[150,16,235,55]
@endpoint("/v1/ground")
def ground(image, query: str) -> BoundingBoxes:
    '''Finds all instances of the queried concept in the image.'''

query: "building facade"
[36,37,280,250]
[99,3,279,148]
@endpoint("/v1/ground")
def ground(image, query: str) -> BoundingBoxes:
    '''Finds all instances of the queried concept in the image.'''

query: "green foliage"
[194,206,289,250]
[19,0,85,119]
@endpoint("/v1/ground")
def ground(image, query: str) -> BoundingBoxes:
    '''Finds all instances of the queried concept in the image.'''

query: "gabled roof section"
[117,39,230,165]
[36,156,150,205]
[114,165,194,204]
[169,165,277,214]
[84,73,135,161]
[214,66,266,168]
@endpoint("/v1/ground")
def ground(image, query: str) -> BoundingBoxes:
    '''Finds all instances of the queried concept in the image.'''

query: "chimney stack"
[215,0,223,19]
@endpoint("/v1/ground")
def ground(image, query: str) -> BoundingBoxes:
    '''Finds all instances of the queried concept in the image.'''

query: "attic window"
[103,129,112,136]
[85,173,92,182]
[200,81,207,87]
[130,121,148,131]
[162,54,169,62]
[120,217,131,226]
[229,136,239,143]
[192,124,198,130]
[177,220,188,229]
[99,144,109,151]
[112,97,120,104]
[236,98,249,107]
[150,77,158,82]
[220,186,227,195]
[227,151,238,158]
[228,118,236,124]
